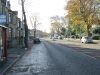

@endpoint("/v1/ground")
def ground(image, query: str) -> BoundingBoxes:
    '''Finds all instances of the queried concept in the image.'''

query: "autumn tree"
[65,0,100,37]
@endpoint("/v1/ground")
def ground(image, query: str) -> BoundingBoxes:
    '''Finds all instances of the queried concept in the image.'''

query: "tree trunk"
[87,25,91,37]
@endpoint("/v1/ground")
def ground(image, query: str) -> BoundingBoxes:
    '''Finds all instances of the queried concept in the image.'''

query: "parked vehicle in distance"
[33,38,41,44]
[81,36,93,43]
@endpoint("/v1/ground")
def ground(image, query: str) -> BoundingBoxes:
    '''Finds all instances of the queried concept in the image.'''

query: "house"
[0,0,8,61]
[0,0,24,61]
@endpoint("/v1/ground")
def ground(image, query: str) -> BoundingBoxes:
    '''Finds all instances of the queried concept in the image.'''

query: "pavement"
[0,40,33,75]
[4,40,100,75]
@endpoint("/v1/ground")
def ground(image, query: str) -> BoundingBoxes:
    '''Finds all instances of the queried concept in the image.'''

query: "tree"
[60,27,66,36]
[30,14,41,38]
[65,0,100,37]
[51,22,61,36]
[21,0,28,48]
[50,16,62,35]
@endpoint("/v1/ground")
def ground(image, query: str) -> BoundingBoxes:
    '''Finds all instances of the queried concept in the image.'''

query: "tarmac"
[44,38,100,60]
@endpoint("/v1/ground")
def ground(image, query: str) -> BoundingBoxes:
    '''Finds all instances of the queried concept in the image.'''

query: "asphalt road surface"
[5,40,100,75]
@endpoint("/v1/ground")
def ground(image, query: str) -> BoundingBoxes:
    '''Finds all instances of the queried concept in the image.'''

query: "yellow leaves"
[92,15,100,25]
[65,0,100,36]
[70,15,83,25]
[66,0,82,25]
[87,13,100,25]
[74,20,81,25]
[67,0,80,17]
[66,0,99,26]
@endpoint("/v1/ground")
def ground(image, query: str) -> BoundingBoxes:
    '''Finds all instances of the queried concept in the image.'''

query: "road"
[45,38,100,60]
[5,40,100,75]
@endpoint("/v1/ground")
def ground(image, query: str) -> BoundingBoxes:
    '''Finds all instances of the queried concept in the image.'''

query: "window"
[1,0,6,6]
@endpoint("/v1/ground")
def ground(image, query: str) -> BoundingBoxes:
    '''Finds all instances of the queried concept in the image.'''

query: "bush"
[92,36,100,40]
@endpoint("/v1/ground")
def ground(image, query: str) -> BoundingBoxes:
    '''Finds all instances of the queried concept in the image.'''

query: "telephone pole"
[34,20,36,38]
[21,0,28,48]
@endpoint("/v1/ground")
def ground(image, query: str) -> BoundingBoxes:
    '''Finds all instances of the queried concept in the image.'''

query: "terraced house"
[0,0,24,61]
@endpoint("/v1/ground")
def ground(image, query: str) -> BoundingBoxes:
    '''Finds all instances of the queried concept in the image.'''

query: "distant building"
[29,29,43,38]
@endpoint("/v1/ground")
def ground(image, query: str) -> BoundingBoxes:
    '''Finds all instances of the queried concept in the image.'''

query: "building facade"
[0,0,24,61]
[0,0,8,61]
[29,29,43,38]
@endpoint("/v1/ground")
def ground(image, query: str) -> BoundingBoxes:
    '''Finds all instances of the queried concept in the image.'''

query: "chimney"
[6,1,11,9]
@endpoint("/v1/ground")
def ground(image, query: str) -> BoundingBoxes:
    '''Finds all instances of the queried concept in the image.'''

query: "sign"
[0,15,7,25]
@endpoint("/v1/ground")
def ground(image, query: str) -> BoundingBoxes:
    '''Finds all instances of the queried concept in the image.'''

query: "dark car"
[33,38,41,44]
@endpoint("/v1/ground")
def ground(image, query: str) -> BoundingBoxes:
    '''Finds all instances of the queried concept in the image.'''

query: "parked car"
[33,38,41,44]
[81,36,93,43]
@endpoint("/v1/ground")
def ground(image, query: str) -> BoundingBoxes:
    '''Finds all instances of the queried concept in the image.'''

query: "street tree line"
[50,0,100,39]
[65,0,100,37]
[50,16,67,38]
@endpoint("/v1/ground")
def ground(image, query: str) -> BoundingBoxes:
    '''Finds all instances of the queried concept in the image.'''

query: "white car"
[81,36,93,43]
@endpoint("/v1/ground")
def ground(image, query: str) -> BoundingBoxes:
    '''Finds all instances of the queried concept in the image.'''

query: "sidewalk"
[0,40,33,75]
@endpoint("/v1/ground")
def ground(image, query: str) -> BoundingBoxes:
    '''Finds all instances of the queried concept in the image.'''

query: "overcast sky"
[10,0,68,33]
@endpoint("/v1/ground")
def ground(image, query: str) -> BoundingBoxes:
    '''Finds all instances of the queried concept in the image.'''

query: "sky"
[10,0,68,33]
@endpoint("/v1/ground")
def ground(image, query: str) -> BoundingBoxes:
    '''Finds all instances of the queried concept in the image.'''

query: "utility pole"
[21,0,28,48]
[34,20,36,38]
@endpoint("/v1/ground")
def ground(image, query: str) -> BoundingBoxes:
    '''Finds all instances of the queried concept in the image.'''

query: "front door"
[0,27,7,61]
[0,28,3,61]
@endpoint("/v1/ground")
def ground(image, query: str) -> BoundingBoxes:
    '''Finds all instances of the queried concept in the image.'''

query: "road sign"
[0,15,7,25]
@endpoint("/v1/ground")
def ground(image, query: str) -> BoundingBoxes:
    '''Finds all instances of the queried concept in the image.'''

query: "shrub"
[92,36,100,40]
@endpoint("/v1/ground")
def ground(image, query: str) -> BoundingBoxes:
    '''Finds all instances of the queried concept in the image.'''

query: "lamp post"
[21,0,28,48]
